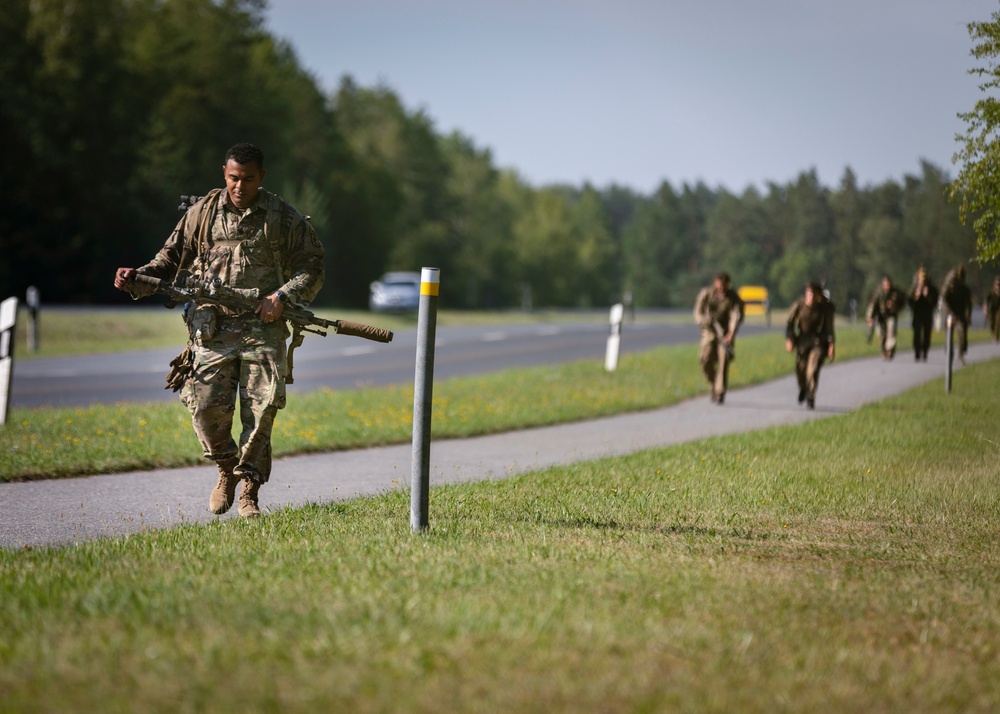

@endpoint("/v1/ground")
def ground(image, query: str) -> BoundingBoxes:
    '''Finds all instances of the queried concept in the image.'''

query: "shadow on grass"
[541,516,785,542]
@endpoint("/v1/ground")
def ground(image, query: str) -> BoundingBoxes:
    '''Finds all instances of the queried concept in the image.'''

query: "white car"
[369,272,421,312]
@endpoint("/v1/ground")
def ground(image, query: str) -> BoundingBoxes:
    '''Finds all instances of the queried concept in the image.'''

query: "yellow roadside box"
[738,285,770,324]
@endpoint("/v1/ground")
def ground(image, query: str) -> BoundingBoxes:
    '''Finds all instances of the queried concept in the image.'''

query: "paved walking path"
[3,342,999,549]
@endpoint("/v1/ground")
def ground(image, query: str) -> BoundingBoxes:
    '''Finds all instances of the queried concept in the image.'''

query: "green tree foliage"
[439,133,518,308]
[764,171,834,305]
[704,187,773,288]
[950,10,1000,264]
[902,161,977,288]
[512,187,584,307]
[2,0,145,300]
[331,79,460,305]
[828,168,867,309]
[1,0,985,312]
[621,184,685,307]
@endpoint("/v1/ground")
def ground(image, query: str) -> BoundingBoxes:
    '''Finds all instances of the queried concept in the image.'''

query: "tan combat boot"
[238,477,261,518]
[209,457,240,514]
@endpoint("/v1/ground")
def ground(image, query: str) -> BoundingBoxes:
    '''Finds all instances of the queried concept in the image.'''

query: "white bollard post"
[945,314,954,394]
[0,297,19,426]
[605,303,624,372]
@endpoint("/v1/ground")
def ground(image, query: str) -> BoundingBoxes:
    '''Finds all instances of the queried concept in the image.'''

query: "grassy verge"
[12,305,687,359]
[2,322,934,482]
[1,357,998,712]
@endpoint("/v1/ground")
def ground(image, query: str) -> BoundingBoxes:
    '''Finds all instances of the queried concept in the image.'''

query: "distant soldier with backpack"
[865,274,906,360]
[693,271,745,405]
[941,264,973,364]
[907,266,939,362]
[785,282,836,410]
[983,276,1000,342]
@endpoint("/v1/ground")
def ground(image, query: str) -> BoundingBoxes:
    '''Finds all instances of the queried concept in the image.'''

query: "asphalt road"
[11,318,775,408]
[4,340,997,549]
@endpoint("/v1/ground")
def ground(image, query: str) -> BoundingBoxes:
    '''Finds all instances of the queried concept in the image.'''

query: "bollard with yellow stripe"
[411,267,440,532]
[420,270,440,297]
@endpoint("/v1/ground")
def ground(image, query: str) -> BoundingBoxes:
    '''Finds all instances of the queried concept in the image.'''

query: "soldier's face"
[804,287,817,306]
[223,159,266,210]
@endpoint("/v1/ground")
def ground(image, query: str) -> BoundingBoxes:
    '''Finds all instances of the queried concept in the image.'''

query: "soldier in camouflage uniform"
[907,266,939,361]
[693,272,745,404]
[941,264,973,364]
[114,143,325,518]
[785,282,835,409]
[865,274,906,360]
[983,276,1000,342]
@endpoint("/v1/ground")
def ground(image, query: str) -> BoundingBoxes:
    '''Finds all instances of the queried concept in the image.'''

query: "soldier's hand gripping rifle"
[131,272,393,385]
[712,321,735,359]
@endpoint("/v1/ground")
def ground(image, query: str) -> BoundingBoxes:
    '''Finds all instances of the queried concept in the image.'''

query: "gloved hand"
[165,346,193,392]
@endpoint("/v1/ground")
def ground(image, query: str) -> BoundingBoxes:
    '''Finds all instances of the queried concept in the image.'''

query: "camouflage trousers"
[698,329,732,398]
[794,345,827,401]
[948,315,969,358]
[877,315,899,356]
[912,315,933,359]
[180,317,288,483]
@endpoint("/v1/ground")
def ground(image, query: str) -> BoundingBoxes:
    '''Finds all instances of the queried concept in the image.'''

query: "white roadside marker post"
[0,297,19,426]
[605,302,624,372]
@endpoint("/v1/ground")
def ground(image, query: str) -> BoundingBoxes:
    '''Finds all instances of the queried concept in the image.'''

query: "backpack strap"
[176,188,225,280]
[260,190,302,383]
[262,190,292,288]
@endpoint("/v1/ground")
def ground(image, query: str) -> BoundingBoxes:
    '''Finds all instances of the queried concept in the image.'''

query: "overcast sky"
[262,0,998,194]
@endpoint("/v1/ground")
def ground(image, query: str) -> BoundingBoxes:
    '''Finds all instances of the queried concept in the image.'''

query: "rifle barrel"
[332,319,393,343]
[133,275,393,343]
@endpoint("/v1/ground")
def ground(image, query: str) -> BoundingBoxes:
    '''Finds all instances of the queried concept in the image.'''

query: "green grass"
[11,305,687,359]
[13,306,191,357]
[3,319,937,482]
[2,355,999,712]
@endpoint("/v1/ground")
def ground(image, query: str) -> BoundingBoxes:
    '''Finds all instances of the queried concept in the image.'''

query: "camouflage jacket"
[866,285,906,320]
[941,270,973,324]
[986,289,1000,317]
[135,188,325,312]
[786,297,835,351]
[693,286,745,337]
[907,280,939,320]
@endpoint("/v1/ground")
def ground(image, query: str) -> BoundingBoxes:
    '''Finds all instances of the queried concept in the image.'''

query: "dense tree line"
[952,9,1000,265]
[2,0,989,310]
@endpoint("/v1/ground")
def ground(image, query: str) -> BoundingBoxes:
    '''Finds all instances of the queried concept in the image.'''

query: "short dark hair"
[225,143,264,170]
[806,281,824,296]
[715,271,731,286]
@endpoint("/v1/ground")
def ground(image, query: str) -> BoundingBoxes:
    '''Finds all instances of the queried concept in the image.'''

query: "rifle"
[131,272,393,385]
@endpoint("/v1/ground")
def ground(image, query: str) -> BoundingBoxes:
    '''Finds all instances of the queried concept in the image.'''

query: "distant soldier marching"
[941,264,973,364]
[693,272,745,405]
[984,276,1000,342]
[865,274,906,360]
[785,282,836,409]
[907,267,939,361]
